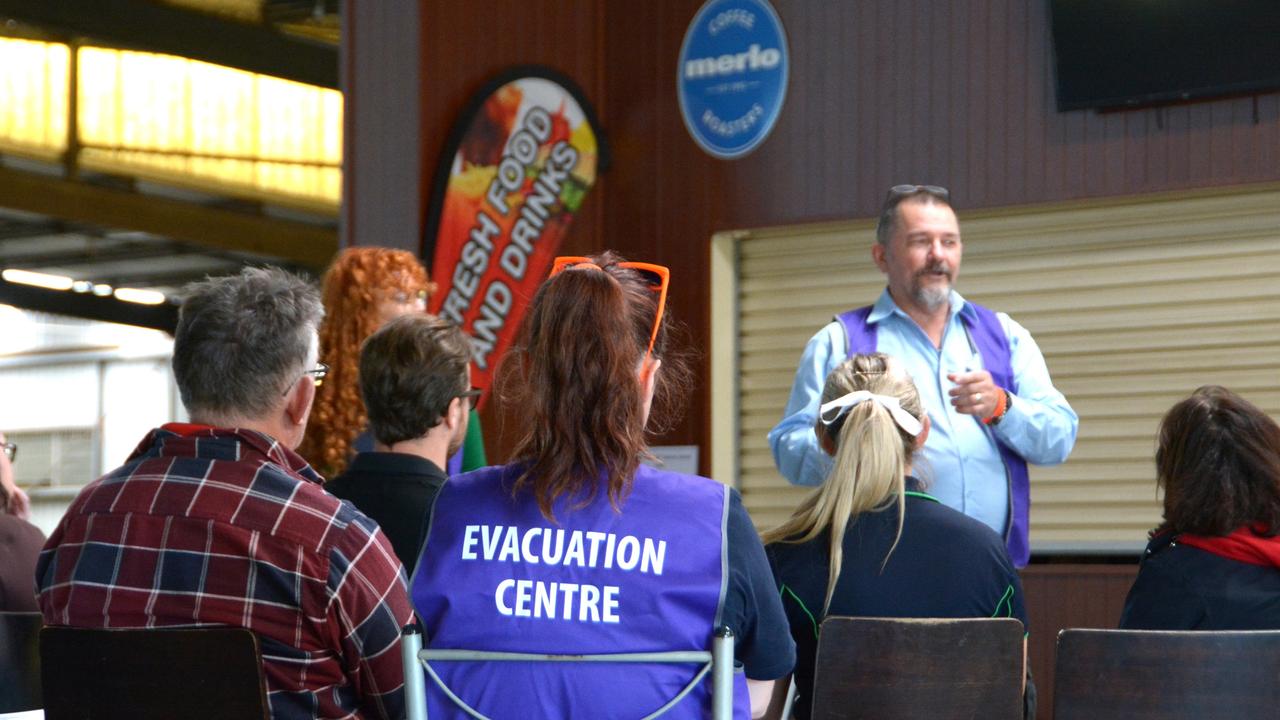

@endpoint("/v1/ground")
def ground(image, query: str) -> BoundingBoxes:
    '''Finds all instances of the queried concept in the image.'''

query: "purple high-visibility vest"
[411,463,751,719]
[836,303,1032,567]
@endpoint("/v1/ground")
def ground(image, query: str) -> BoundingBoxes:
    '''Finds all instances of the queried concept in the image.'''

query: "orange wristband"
[982,389,1009,426]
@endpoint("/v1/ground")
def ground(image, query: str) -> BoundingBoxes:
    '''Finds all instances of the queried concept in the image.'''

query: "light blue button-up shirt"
[767,289,1078,536]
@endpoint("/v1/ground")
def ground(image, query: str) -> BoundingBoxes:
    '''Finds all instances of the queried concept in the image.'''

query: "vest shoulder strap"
[960,302,1015,393]
[834,305,877,357]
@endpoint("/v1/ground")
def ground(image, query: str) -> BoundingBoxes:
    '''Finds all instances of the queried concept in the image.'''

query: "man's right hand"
[7,485,31,520]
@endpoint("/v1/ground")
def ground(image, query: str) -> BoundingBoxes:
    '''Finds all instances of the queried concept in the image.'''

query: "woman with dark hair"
[764,353,1029,720]
[411,252,794,719]
[1120,385,1280,629]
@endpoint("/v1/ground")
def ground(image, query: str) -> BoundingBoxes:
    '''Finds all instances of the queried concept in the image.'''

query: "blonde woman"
[764,353,1028,720]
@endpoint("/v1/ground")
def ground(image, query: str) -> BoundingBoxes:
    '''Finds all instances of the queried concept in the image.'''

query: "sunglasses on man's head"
[549,256,670,369]
[885,184,950,204]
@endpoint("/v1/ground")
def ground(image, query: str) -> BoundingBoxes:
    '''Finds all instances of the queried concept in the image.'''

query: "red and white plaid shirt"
[37,425,413,719]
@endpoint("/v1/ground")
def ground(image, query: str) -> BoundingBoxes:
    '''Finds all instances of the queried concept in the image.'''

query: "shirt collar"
[130,426,324,485]
[345,451,447,481]
[903,475,942,503]
[867,287,973,325]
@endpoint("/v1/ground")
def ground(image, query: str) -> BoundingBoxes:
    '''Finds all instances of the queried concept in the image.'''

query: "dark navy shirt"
[724,489,797,680]
[1120,533,1280,630]
[766,477,1027,720]
[327,451,446,576]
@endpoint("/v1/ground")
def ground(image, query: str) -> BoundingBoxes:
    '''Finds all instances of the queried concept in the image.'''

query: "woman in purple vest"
[412,252,794,719]
[764,353,1029,720]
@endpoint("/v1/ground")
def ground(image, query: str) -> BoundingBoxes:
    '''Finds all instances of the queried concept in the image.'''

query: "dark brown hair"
[358,314,471,446]
[1155,385,1280,537]
[498,251,691,521]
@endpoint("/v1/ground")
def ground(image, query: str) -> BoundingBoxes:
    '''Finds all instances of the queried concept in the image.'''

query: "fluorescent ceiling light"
[2,268,75,290]
[113,287,167,305]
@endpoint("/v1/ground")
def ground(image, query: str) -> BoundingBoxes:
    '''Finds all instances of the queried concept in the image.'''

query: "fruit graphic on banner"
[424,69,607,404]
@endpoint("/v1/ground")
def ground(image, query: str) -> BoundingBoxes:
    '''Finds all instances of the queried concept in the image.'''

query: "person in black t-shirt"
[763,353,1028,720]
[1120,385,1280,630]
[327,314,473,574]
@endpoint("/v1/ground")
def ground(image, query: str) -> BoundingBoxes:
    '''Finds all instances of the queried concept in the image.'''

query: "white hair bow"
[819,390,924,437]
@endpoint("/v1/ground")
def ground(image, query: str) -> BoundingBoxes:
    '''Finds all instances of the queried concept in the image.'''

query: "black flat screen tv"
[1049,0,1280,111]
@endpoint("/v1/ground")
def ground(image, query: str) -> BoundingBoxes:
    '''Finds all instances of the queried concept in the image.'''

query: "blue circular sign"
[677,0,789,160]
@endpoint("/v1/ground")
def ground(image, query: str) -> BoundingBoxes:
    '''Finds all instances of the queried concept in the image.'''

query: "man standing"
[327,314,474,575]
[37,267,413,719]
[768,185,1077,566]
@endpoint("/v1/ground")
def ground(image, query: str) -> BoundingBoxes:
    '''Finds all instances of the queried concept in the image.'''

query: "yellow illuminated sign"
[0,37,341,210]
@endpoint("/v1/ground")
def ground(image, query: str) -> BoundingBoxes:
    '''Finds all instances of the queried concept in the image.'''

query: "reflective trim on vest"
[835,302,1032,566]
[411,463,750,719]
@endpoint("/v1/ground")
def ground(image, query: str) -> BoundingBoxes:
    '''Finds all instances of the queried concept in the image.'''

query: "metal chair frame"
[401,625,736,720]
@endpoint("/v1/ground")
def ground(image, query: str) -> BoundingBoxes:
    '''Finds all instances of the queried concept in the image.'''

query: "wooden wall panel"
[1021,564,1139,720]
[403,0,1280,470]
[595,0,1280,473]
[603,0,1280,230]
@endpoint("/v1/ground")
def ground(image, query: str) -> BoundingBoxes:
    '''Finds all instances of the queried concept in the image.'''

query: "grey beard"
[915,284,950,311]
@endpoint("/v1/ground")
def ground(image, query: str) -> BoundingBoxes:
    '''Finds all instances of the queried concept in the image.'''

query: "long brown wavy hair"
[298,247,435,478]
[498,251,691,521]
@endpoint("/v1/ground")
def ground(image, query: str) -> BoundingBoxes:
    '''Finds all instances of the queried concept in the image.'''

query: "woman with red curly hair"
[299,247,484,478]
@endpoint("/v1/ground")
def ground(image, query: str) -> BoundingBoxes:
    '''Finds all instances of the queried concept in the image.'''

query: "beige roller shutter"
[715,184,1280,552]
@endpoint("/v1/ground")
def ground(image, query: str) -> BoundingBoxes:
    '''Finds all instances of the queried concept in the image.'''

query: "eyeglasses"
[391,289,430,305]
[281,362,330,396]
[550,256,670,370]
[457,387,482,409]
[2,442,15,462]
[305,362,329,386]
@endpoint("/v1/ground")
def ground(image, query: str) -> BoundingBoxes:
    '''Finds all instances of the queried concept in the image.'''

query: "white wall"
[0,307,177,535]
[101,359,174,471]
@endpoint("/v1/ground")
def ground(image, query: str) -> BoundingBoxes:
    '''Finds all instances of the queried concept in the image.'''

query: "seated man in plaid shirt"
[37,267,414,719]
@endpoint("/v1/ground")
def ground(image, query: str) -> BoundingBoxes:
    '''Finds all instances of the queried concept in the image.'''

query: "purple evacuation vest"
[411,463,751,719]
[836,302,1032,567]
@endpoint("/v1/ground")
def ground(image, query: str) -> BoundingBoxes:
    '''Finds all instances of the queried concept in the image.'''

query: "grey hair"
[172,266,323,421]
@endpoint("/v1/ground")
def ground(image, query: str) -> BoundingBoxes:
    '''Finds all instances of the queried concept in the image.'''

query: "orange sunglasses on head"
[549,256,670,368]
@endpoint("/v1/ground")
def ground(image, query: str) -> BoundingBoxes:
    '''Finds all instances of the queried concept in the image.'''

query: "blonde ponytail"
[762,353,924,612]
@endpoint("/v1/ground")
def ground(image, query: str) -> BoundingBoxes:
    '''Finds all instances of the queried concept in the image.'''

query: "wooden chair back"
[810,616,1024,720]
[0,612,43,712]
[1054,628,1280,720]
[40,626,269,720]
